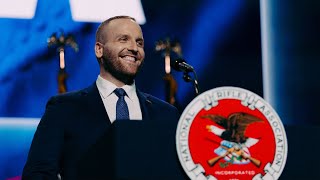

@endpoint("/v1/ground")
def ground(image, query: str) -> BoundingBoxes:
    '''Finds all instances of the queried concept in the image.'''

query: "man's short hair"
[95,16,136,43]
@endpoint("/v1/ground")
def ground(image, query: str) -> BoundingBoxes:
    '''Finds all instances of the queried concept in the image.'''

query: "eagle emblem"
[176,87,287,180]
[202,112,263,168]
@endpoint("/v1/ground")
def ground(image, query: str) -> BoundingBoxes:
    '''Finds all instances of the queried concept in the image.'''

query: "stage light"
[0,0,38,19]
[0,0,146,24]
[260,0,274,105]
[69,0,146,24]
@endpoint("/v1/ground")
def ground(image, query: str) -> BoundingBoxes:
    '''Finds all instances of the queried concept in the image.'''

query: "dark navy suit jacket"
[22,83,186,180]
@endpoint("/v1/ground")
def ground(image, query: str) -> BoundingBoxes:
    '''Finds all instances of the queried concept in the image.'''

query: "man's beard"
[101,51,143,85]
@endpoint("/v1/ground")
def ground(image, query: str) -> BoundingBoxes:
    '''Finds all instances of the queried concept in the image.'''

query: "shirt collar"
[96,75,136,101]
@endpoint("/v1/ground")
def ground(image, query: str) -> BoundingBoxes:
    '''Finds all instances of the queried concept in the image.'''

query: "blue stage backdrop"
[0,0,319,179]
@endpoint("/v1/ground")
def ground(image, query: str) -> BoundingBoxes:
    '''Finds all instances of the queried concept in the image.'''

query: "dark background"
[0,0,320,179]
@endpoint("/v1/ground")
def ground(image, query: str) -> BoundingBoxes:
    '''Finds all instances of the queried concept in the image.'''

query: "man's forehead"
[104,18,143,37]
[107,18,139,30]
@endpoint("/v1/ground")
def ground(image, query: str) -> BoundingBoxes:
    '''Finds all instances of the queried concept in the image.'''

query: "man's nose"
[128,40,138,53]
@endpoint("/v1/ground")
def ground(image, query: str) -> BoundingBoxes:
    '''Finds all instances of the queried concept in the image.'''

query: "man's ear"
[95,42,103,59]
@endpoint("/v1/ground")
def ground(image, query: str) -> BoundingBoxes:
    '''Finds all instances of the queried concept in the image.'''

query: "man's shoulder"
[46,84,95,106]
[50,89,83,102]
[140,92,177,111]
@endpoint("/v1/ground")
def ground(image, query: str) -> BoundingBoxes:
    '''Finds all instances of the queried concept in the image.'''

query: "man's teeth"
[123,56,135,61]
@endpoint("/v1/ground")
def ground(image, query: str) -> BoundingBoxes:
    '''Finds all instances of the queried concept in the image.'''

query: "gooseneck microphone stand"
[171,58,200,96]
[183,70,200,96]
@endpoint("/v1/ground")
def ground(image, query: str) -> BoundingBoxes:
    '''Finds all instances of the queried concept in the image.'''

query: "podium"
[75,121,320,179]
[76,120,187,180]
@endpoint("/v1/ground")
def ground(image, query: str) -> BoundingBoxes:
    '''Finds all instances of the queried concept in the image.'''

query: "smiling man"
[96,16,145,87]
[22,16,184,180]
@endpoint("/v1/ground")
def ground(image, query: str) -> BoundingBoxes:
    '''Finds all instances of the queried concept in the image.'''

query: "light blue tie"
[114,88,129,120]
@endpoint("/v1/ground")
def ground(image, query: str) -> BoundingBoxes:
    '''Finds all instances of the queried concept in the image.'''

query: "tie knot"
[114,88,127,97]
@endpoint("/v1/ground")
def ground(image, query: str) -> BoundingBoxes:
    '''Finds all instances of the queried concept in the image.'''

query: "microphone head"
[171,58,194,72]
[170,58,186,72]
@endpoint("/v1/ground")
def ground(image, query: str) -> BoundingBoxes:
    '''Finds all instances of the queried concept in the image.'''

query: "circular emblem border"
[176,87,288,180]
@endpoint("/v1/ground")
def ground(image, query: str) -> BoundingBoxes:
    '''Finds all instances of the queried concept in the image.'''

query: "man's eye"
[119,37,128,42]
[137,41,144,47]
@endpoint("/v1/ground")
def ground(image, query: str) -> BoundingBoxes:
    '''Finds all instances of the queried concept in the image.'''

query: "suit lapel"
[81,84,151,123]
[136,89,152,121]
[82,83,111,126]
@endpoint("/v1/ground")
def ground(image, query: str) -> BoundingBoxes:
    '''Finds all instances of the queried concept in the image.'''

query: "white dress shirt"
[96,75,142,123]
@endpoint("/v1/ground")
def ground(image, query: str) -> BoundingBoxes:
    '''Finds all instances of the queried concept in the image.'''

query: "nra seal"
[176,87,287,180]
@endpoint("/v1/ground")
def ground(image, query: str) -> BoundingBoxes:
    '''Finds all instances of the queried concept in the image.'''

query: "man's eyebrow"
[113,34,143,41]
[115,34,128,38]
[136,37,144,41]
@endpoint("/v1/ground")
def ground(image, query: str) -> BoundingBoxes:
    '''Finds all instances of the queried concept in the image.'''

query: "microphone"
[171,58,194,72]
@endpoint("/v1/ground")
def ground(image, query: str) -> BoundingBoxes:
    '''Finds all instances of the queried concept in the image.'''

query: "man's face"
[98,18,145,84]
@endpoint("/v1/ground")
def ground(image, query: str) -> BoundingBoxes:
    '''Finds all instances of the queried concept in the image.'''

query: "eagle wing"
[201,114,228,128]
[227,112,264,142]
